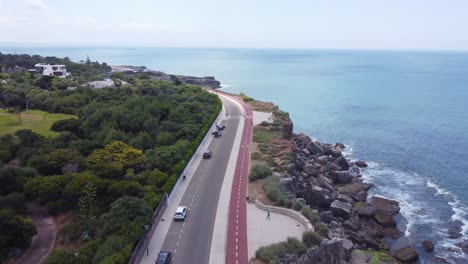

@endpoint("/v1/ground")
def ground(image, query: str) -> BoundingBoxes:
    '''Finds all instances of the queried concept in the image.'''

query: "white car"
[174,206,188,221]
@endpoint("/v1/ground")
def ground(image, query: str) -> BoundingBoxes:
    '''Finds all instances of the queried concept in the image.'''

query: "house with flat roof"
[31,63,70,78]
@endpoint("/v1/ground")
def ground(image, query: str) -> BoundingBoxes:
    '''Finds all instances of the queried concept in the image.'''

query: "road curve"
[16,202,56,264]
[224,93,253,264]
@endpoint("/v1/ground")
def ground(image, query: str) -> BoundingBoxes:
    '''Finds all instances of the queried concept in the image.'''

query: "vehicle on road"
[212,131,222,137]
[216,124,226,131]
[174,206,188,221]
[156,251,172,264]
[203,150,212,159]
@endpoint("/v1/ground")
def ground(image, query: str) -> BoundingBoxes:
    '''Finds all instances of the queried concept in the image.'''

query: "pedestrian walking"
[266,209,271,220]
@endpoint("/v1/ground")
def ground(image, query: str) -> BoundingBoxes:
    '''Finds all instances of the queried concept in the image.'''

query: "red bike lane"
[224,94,253,264]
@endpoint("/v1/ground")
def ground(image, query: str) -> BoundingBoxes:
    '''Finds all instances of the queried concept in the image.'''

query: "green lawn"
[0,110,76,137]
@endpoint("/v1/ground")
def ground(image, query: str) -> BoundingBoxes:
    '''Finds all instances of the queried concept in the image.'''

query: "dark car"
[203,150,212,159]
[156,251,172,264]
[212,131,222,137]
[216,124,226,131]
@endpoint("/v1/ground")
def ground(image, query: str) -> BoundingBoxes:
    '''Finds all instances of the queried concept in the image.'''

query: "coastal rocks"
[330,200,352,219]
[456,239,468,254]
[355,160,368,168]
[392,245,419,263]
[318,238,353,264]
[282,120,293,139]
[306,141,325,156]
[343,218,362,232]
[319,211,335,223]
[303,163,320,177]
[422,240,435,252]
[374,210,397,227]
[333,156,350,171]
[323,145,342,158]
[304,185,334,207]
[330,171,353,184]
[368,197,400,215]
[349,251,371,264]
[447,220,463,239]
[335,143,346,149]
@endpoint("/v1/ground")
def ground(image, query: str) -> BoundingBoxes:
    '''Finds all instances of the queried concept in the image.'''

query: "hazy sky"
[1,0,468,50]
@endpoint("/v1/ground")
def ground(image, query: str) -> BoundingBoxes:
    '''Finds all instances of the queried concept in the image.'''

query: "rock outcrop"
[392,245,419,263]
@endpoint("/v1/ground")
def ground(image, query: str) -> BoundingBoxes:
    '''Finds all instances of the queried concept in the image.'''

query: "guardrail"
[128,194,168,264]
[254,199,314,231]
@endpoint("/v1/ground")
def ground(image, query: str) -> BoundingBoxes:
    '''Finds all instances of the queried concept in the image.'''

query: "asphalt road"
[159,97,242,264]
[17,203,56,264]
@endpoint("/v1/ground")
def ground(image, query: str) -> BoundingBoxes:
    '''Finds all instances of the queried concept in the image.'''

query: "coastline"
[239,95,468,263]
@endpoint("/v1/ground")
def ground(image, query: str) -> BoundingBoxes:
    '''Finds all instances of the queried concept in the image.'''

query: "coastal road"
[158,96,242,264]
[225,95,252,264]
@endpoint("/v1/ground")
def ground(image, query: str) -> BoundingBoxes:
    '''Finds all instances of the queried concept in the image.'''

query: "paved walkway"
[247,203,305,259]
[16,203,56,264]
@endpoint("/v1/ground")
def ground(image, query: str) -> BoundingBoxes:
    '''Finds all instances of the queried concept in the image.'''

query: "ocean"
[2,46,468,262]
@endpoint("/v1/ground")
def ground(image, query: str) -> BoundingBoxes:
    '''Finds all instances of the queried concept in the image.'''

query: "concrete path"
[16,203,56,264]
[247,203,306,260]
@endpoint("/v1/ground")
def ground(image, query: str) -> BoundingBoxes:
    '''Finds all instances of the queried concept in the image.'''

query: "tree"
[0,209,36,253]
[45,148,84,175]
[87,141,146,178]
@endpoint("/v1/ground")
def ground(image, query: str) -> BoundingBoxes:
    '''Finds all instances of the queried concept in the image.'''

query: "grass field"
[0,109,76,138]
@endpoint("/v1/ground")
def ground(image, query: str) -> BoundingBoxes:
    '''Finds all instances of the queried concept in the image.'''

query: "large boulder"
[456,239,468,254]
[448,220,463,239]
[368,197,400,215]
[349,251,371,264]
[336,194,355,204]
[307,141,325,156]
[318,238,353,264]
[319,211,335,223]
[330,200,352,219]
[343,218,362,232]
[392,245,419,263]
[374,210,397,227]
[355,160,368,168]
[349,166,361,177]
[282,120,293,139]
[335,143,346,149]
[316,155,330,165]
[422,240,435,252]
[330,171,353,184]
[304,163,320,177]
[326,162,342,172]
[323,145,342,158]
[333,156,350,171]
[305,185,334,207]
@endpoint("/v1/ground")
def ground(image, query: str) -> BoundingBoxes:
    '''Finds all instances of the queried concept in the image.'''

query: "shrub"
[251,152,262,160]
[315,222,329,237]
[302,231,322,247]
[249,165,272,182]
[255,237,306,263]
[260,121,269,126]
[292,200,305,211]
[263,176,287,205]
[301,207,320,225]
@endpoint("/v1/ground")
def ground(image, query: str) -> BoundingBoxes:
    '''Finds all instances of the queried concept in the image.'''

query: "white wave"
[220,83,229,88]
[341,145,354,157]
[426,179,452,197]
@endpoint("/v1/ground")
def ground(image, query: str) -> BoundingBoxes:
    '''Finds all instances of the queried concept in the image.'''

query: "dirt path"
[16,202,56,264]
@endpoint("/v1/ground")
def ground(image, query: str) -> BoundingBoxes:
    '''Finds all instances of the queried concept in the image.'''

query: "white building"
[33,63,70,78]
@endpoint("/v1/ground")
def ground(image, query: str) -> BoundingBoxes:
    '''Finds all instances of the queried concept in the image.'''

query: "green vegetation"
[302,231,322,247]
[301,207,320,225]
[292,200,305,211]
[0,110,76,137]
[263,176,288,206]
[0,53,221,263]
[249,164,272,181]
[255,237,306,264]
[253,128,278,143]
[239,92,253,102]
[354,201,365,209]
[354,249,393,264]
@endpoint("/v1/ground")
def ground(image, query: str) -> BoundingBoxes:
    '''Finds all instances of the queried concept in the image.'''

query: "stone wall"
[254,200,314,231]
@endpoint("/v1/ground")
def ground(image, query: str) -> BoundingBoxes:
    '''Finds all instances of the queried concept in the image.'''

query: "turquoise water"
[2,46,468,261]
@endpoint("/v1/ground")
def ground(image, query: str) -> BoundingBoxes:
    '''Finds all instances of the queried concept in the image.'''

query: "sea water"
[2,46,468,262]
